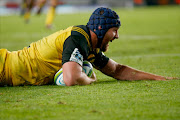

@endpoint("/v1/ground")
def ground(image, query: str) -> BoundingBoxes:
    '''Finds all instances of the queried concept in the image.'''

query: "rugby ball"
[82,61,93,77]
[54,68,66,86]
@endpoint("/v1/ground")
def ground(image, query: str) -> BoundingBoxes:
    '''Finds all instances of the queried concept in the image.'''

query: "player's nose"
[115,32,119,39]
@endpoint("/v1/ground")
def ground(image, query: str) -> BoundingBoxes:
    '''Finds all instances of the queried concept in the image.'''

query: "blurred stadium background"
[0,1,180,119]
[0,0,180,16]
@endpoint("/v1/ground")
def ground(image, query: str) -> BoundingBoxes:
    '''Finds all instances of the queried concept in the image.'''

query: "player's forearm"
[63,62,96,86]
[76,72,96,85]
[114,65,166,81]
[64,72,96,86]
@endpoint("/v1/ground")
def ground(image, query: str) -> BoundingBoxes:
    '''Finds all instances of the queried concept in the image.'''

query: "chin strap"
[97,38,103,48]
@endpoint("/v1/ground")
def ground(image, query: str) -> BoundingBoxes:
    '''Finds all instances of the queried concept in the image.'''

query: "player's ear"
[98,25,102,30]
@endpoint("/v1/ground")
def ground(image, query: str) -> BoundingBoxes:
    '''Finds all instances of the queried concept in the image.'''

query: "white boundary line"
[111,53,180,59]
[119,35,180,40]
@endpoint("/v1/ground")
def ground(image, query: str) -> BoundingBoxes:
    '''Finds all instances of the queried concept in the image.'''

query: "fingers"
[91,72,97,81]
[165,77,179,80]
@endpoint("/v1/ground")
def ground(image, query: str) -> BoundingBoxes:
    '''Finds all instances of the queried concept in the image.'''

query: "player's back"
[8,26,73,86]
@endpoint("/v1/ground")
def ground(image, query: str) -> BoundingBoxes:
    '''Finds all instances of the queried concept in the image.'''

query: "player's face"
[100,27,119,52]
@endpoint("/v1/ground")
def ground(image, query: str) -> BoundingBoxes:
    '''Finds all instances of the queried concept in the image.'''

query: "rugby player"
[0,7,176,86]
[22,0,57,28]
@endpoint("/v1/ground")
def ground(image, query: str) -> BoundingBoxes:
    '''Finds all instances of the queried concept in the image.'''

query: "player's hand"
[155,76,179,81]
[165,77,179,80]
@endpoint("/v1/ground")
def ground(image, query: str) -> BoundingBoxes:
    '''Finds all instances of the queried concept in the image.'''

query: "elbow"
[64,77,76,86]
[63,73,80,86]
[113,65,127,80]
[64,81,74,86]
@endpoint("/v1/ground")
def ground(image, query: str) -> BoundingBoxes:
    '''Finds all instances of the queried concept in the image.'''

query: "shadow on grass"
[0,84,68,91]
[94,80,117,85]
[94,79,158,85]
[93,79,136,85]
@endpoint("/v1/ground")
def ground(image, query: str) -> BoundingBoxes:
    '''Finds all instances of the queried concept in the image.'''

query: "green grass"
[0,6,180,120]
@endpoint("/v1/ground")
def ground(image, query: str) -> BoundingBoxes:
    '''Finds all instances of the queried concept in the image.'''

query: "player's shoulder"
[72,25,89,33]
[71,25,90,41]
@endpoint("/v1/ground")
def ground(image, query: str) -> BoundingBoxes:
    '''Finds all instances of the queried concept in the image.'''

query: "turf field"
[0,6,180,120]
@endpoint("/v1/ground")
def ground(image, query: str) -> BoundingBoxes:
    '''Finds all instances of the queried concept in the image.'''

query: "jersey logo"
[70,48,83,66]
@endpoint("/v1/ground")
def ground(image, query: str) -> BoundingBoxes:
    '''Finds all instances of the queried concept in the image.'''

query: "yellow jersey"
[0,25,109,86]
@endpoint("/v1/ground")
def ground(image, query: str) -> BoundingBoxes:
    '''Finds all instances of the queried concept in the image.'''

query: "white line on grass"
[119,35,179,40]
[111,53,180,59]
[1,32,49,39]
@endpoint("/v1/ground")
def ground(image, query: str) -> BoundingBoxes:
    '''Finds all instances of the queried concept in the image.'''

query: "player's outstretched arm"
[100,59,177,81]
[62,62,96,86]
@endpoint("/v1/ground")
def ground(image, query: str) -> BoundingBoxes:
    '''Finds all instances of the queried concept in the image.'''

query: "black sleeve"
[62,35,89,66]
[88,49,109,69]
